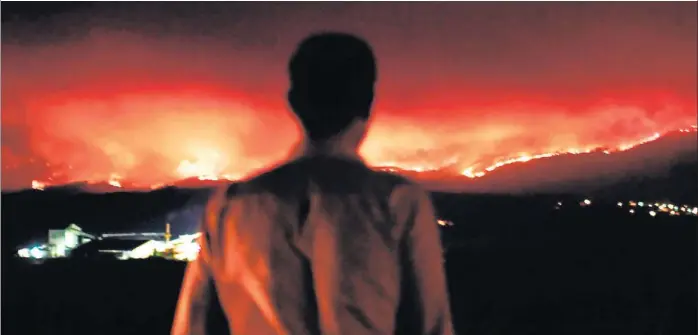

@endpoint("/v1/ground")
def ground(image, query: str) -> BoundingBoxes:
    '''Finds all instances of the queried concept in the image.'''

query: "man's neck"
[291,135,361,161]
[288,118,367,161]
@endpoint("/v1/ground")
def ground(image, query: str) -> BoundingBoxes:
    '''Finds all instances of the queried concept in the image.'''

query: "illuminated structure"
[165,223,172,243]
[125,232,201,261]
[47,224,95,257]
[128,240,168,259]
[17,245,48,259]
[20,200,694,262]
[70,238,147,259]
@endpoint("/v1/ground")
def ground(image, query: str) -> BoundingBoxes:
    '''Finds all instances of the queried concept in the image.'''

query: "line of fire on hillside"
[15,198,697,262]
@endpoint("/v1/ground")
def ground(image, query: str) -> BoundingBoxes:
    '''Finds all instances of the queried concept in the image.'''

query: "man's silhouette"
[172,32,453,335]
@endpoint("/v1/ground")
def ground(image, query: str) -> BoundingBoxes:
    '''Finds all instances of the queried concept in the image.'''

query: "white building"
[48,224,94,257]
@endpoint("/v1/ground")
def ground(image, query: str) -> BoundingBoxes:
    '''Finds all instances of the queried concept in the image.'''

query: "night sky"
[2,2,696,191]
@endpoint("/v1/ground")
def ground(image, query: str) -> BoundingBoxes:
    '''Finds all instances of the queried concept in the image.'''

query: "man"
[172,32,453,335]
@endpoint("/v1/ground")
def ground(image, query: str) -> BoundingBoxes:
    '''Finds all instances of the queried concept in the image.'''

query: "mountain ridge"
[5,129,696,197]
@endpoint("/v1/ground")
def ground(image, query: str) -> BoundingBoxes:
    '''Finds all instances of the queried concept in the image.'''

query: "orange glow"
[31,180,46,191]
[5,72,697,193]
[11,87,697,192]
[26,112,696,192]
[107,173,123,188]
[175,148,228,181]
[3,4,696,193]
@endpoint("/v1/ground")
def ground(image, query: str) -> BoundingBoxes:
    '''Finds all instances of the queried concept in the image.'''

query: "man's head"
[288,32,377,144]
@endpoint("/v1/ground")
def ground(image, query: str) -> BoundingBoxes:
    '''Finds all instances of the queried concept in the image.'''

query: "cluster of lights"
[17,233,203,262]
[17,245,48,259]
[556,198,697,219]
[618,201,698,218]
[20,221,462,262]
[114,232,203,262]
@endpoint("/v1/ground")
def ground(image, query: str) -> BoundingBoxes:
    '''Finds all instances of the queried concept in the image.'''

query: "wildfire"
[107,173,123,188]
[175,147,229,180]
[28,126,696,191]
[5,13,696,194]
[459,131,667,179]
[31,180,46,191]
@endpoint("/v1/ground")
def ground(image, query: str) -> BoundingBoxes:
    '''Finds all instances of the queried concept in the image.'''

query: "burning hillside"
[23,125,697,193]
[2,3,696,192]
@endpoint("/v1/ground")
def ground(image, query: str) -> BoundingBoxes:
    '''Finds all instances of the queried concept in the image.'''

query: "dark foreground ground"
[3,207,696,335]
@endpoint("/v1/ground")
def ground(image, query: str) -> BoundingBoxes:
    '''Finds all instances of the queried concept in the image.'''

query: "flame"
[175,150,225,181]
[29,126,696,191]
[459,131,670,179]
[31,180,46,191]
[107,173,123,188]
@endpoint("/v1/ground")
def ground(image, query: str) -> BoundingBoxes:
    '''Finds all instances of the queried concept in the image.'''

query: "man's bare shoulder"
[216,160,307,201]
[217,158,426,202]
[371,168,418,188]
[202,164,280,206]
[372,170,430,207]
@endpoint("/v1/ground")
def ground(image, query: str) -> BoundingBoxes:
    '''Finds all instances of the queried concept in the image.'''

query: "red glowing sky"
[1,3,696,191]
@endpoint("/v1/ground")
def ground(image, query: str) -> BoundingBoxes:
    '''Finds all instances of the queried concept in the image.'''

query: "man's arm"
[171,255,213,335]
[171,188,226,335]
[395,185,454,335]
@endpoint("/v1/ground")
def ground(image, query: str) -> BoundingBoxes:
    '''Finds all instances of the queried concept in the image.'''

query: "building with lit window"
[47,224,95,257]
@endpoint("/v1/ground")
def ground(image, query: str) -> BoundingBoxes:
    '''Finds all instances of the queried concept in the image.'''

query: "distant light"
[437,219,453,227]
[649,211,657,217]
[174,242,201,262]
[617,202,623,207]
[638,202,644,207]
[30,247,44,259]
[583,199,591,205]
[693,208,698,215]
[670,211,676,215]
[668,204,674,210]
[17,248,30,258]
[629,209,635,214]
[557,202,562,206]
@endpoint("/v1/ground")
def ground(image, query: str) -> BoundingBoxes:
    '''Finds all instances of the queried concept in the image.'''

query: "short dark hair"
[288,32,377,142]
